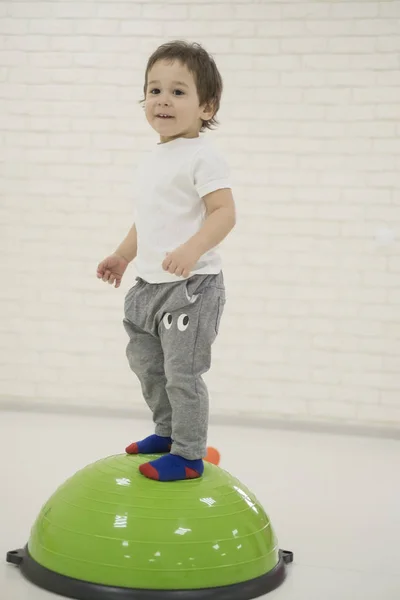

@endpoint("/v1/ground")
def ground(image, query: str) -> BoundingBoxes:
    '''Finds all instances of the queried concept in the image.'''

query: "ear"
[200,100,216,122]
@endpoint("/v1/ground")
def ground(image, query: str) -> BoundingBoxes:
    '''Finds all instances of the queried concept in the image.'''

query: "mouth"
[156,114,174,119]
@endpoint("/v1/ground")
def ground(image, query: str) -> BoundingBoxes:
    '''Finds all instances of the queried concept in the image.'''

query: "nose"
[156,92,171,106]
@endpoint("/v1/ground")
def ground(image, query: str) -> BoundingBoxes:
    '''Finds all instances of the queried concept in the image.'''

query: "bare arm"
[115,224,138,262]
[162,188,236,278]
[186,188,236,256]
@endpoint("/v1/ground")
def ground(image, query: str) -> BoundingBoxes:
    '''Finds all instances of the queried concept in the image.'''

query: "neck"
[159,132,200,144]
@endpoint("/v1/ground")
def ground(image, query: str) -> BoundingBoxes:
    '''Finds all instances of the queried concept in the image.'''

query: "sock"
[125,434,172,455]
[139,454,204,482]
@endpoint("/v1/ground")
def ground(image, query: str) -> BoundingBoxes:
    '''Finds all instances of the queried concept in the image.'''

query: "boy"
[97,41,236,482]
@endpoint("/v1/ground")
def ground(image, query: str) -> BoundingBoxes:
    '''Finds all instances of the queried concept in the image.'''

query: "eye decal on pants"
[163,313,173,330]
[162,313,190,332]
[177,314,189,332]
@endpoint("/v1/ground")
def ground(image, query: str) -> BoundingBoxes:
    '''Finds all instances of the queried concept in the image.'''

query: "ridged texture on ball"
[28,454,280,590]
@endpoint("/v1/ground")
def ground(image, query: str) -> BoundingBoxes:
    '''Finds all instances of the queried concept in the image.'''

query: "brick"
[355,19,400,35]
[379,2,400,17]
[0,380,36,395]
[388,257,400,272]
[376,37,400,52]
[326,105,375,121]
[353,87,400,103]
[75,20,120,35]
[28,52,72,67]
[377,105,400,120]
[143,4,189,19]
[357,405,400,424]
[50,36,93,52]
[232,38,279,54]
[29,18,75,35]
[5,35,49,51]
[376,71,400,86]
[0,51,27,66]
[305,20,355,36]
[303,54,356,70]
[347,121,397,137]
[121,20,161,35]
[304,88,352,104]
[210,21,256,36]
[235,4,281,19]
[350,53,399,70]
[253,54,301,70]
[309,400,357,419]
[7,2,55,18]
[97,4,141,18]
[282,37,328,53]
[365,171,400,187]
[9,67,53,84]
[330,3,378,19]
[0,18,29,34]
[331,386,380,405]
[281,3,331,19]
[256,20,308,36]
[381,390,400,407]
[328,36,377,53]
[54,3,98,18]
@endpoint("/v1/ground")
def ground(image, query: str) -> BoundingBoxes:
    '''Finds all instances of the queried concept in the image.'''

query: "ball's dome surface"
[8,454,290,599]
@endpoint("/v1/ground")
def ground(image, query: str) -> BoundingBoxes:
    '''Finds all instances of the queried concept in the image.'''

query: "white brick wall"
[1,0,400,431]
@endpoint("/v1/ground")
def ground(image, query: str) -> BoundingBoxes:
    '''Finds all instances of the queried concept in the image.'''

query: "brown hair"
[142,40,223,132]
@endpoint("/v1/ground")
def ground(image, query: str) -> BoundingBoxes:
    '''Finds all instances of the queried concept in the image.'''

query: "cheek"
[144,100,153,118]
[179,104,192,119]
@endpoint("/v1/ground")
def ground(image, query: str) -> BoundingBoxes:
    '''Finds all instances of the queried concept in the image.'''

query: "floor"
[1,410,400,599]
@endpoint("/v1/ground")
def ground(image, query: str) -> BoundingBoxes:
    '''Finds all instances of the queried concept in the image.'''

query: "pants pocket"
[215,295,226,335]
[124,280,141,317]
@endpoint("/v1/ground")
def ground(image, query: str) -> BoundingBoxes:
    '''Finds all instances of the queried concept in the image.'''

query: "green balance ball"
[7,454,292,599]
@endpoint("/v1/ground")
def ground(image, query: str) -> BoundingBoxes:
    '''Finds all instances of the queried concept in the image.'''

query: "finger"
[114,279,121,288]
[174,266,184,277]
[102,269,111,282]
[168,262,178,274]
[108,274,116,285]
[182,269,190,278]
[162,256,172,271]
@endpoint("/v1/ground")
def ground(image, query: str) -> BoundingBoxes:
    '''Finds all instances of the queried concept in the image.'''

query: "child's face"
[145,60,214,143]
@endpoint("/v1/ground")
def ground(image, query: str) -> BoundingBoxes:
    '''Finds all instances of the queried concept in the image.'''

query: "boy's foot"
[125,434,172,455]
[139,454,204,482]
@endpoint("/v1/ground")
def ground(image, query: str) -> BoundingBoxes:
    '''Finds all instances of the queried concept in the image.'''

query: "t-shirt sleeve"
[192,146,231,198]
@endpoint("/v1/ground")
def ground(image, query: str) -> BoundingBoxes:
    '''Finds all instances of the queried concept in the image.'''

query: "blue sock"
[139,454,204,482]
[125,434,172,455]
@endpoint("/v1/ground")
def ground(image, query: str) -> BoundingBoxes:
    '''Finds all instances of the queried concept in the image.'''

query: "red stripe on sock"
[185,467,201,479]
[139,463,160,480]
[125,442,139,454]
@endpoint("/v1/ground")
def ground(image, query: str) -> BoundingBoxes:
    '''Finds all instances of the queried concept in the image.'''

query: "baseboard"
[0,396,399,440]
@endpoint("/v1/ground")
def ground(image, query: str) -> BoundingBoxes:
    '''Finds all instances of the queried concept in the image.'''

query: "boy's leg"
[139,274,225,481]
[123,318,172,435]
[123,280,172,453]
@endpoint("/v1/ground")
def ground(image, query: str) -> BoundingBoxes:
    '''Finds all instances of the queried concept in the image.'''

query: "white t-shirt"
[132,136,231,283]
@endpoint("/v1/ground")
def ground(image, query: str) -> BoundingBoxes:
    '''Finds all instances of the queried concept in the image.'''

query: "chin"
[153,124,179,136]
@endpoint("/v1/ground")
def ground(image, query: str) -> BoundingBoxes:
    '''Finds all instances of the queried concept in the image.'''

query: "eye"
[173,89,185,96]
[163,313,173,330]
[177,314,189,332]
[149,88,160,95]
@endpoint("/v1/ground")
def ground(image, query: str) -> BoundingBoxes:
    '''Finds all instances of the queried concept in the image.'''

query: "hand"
[97,254,129,288]
[162,243,200,278]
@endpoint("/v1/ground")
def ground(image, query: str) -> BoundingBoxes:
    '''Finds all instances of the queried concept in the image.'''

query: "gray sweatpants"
[123,272,226,460]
